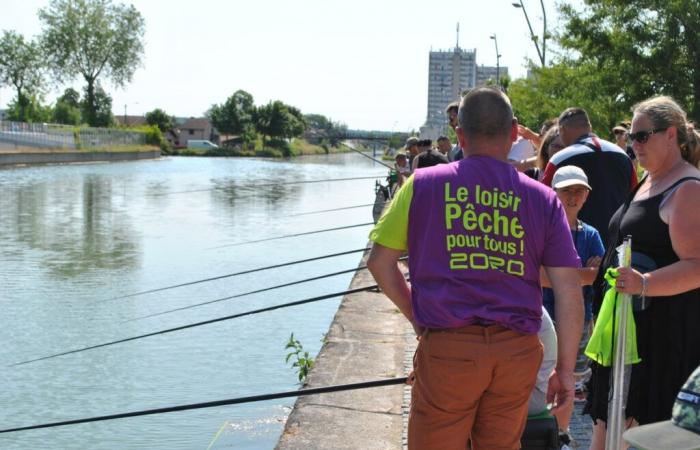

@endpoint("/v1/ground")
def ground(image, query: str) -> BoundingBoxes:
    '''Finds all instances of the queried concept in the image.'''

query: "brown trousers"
[409,325,543,450]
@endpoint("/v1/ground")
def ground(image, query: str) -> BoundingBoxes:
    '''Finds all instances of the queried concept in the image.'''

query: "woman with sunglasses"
[585,96,700,450]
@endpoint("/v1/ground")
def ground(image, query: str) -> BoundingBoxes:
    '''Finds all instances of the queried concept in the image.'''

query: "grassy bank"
[177,138,354,158]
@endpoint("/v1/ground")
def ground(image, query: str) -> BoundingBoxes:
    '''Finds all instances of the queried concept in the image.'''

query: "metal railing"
[0,121,146,150]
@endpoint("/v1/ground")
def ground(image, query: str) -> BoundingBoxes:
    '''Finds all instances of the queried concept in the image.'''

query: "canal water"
[0,153,386,449]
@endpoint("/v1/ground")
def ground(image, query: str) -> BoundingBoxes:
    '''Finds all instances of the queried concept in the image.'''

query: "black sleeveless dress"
[584,177,700,425]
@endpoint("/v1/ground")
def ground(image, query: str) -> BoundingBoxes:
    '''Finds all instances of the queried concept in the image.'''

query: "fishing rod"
[127,256,406,322]
[0,377,408,433]
[152,175,386,197]
[126,264,371,321]
[12,285,379,366]
[104,247,372,302]
[344,144,394,170]
[207,222,374,250]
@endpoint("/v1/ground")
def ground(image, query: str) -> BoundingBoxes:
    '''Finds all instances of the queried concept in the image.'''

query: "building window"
[189,130,194,135]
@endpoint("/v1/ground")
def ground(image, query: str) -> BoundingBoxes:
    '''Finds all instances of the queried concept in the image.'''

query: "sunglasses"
[628,128,667,144]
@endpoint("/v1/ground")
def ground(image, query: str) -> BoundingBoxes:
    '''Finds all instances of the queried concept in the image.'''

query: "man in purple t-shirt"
[368,87,584,449]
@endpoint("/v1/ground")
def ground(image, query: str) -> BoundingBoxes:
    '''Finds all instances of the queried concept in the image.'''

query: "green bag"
[584,268,642,367]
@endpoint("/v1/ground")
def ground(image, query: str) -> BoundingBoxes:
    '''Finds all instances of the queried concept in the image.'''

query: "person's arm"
[616,180,700,296]
[367,244,420,335]
[540,265,598,287]
[543,266,584,414]
[518,124,542,148]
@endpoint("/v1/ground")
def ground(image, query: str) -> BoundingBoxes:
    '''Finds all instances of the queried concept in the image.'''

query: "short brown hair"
[558,107,590,128]
[457,87,513,140]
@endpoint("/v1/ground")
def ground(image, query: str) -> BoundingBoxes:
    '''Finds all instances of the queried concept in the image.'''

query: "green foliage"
[0,31,45,122]
[509,62,627,135]
[558,1,700,121]
[53,101,81,125]
[6,93,53,123]
[39,0,145,126]
[145,108,175,133]
[285,333,314,384]
[52,88,82,125]
[208,90,256,137]
[304,112,347,146]
[387,133,403,149]
[143,125,165,147]
[255,100,307,145]
[80,84,113,127]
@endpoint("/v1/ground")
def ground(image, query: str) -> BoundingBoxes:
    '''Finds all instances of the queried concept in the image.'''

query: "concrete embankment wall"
[0,150,161,166]
[276,251,408,450]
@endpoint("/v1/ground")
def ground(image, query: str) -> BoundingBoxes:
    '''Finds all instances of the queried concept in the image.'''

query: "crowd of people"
[368,87,700,450]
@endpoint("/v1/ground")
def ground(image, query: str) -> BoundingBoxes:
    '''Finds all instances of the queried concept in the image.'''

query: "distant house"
[164,128,181,148]
[179,118,220,147]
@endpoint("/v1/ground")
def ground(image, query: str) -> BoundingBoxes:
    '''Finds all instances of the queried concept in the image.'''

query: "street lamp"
[123,102,139,126]
[512,0,547,67]
[490,34,502,86]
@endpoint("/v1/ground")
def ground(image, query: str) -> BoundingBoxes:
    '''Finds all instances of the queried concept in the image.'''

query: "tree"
[0,31,44,122]
[80,83,113,127]
[508,62,628,136]
[39,0,145,127]
[303,113,332,131]
[208,90,255,136]
[53,88,82,124]
[145,108,174,132]
[558,1,700,121]
[255,101,307,155]
[6,94,53,123]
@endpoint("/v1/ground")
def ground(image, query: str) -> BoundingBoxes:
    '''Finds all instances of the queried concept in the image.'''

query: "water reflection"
[4,176,138,278]
[209,178,303,209]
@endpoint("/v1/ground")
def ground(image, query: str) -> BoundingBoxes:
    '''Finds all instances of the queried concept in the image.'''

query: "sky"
[0,0,575,131]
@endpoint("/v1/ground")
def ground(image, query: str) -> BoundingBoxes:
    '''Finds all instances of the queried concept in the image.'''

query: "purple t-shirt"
[408,155,580,334]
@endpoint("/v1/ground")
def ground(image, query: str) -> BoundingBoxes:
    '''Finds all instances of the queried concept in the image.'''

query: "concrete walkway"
[276,251,594,449]
[275,252,409,450]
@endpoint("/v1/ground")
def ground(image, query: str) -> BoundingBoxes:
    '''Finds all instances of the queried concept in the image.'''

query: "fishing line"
[207,222,374,250]
[344,145,394,170]
[126,265,370,321]
[126,256,405,322]
[152,175,386,197]
[289,203,377,216]
[104,247,372,301]
[0,377,408,433]
[12,285,379,366]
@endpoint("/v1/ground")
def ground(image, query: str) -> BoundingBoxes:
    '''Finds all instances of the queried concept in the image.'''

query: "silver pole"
[606,236,632,450]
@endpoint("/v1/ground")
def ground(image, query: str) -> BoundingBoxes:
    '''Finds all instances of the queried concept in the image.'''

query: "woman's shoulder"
[668,168,700,195]
[660,170,700,219]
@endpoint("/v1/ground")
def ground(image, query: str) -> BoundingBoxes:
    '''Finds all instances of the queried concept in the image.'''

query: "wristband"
[640,274,649,298]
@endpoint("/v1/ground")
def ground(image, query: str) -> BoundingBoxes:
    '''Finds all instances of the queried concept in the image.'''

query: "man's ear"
[456,126,466,149]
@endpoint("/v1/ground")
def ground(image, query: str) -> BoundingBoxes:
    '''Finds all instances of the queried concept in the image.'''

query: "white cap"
[552,165,592,190]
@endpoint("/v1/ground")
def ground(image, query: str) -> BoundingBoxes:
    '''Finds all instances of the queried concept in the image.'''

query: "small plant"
[285,333,314,383]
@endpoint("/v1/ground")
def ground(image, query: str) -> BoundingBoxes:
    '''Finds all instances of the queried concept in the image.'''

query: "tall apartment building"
[420,46,508,140]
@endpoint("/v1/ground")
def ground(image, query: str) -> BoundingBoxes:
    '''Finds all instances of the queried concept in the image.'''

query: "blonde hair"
[632,96,700,167]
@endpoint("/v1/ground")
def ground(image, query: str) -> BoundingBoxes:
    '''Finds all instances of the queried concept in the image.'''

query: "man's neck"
[566,214,578,229]
[463,145,509,161]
